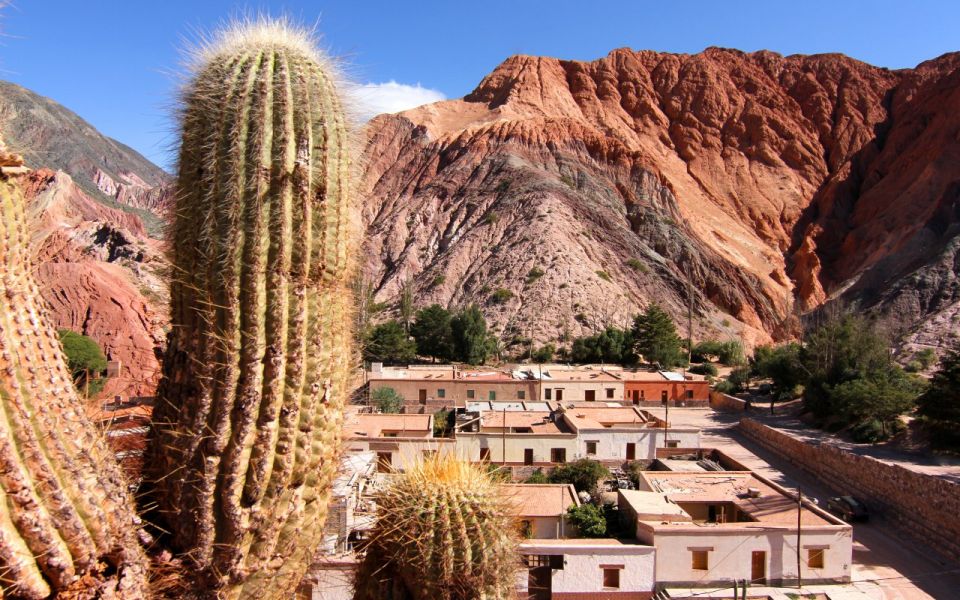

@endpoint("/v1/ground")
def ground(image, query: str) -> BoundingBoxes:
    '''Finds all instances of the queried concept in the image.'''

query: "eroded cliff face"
[361,48,960,350]
[22,169,167,397]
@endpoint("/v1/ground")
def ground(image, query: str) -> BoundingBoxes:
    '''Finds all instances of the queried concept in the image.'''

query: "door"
[418,389,427,404]
[626,443,636,461]
[556,389,564,401]
[376,452,392,473]
[660,390,668,404]
[524,449,534,466]
[480,447,491,461]
[751,551,766,583]
[527,567,551,600]
[585,389,596,402]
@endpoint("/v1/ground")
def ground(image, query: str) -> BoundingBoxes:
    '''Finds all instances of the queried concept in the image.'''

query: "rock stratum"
[0,82,170,396]
[360,48,960,352]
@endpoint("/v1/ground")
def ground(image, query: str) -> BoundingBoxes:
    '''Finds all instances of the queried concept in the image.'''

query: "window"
[606,388,615,399]
[691,550,709,570]
[602,567,621,589]
[437,388,446,398]
[544,388,552,400]
[585,390,596,401]
[422,450,437,459]
[586,441,597,455]
[383,432,398,438]
[640,390,645,399]
[550,448,567,463]
[808,548,825,569]
[686,389,694,399]
[666,440,679,448]
[518,390,526,400]
[524,555,563,569]
[466,389,475,399]
[489,391,496,401]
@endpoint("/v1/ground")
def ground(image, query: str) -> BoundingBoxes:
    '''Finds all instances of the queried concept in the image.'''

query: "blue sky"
[2,1,957,170]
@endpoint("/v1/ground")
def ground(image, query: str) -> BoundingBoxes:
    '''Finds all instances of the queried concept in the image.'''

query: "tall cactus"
[0,171,147,598]
[353,456,519,600]
[148,20,356,599]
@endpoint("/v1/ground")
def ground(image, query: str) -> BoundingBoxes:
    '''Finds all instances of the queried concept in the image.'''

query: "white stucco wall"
[517,541,655,594]
[579,428,701,461]
[345,438,456,469]
[642,527,852,585]
[455,433,579,464]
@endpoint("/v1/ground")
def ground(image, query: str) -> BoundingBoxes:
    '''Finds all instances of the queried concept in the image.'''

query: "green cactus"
[353,456,519,600]
[148,19,356,598]
[0,173,147,598]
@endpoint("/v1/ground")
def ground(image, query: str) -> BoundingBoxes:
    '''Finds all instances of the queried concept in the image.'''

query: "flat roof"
[502,483,580,517]
[343,413,432,438]
[562,406,655,430]
[479,411,564,433]
[633,471,836,528]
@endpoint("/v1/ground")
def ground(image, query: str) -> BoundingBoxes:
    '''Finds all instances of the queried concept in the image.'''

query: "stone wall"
[739,418,960,563]
[709,390,748,412]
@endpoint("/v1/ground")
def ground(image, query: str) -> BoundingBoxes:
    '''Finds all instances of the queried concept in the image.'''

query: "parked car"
[826,496,869,522]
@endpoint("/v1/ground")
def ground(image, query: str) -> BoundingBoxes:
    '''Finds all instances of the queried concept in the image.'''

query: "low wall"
[739,418,960,563]
[708,391,748,412]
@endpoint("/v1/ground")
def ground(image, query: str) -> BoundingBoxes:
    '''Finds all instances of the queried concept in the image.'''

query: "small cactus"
[0,172,146,598]
[354,456,519,600]
[149,19,356,598]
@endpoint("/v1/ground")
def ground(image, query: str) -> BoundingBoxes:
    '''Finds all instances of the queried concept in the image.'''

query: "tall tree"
[364,320,417,365]
[398,277,415,332]
[410,304,454,362]
[571,326,635,365]
[917,345,960,425]
[631,303,685,367]
[451,305,491,365]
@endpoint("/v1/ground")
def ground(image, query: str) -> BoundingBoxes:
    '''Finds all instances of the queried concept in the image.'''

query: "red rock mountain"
[361,48,960,352]
[1,82,171,396]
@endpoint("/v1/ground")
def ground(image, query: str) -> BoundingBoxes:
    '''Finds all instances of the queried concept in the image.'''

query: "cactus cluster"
[354,456,519,600]
[147,19,356,598]
[0,173,147,598]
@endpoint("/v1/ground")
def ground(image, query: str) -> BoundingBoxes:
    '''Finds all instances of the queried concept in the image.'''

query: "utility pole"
[502,407,507,466]
[797,486,803,591]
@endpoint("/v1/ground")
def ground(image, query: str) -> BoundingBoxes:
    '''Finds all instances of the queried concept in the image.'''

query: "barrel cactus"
[149,19,356,598]
[354,456,519,600]
[0,171,147,598]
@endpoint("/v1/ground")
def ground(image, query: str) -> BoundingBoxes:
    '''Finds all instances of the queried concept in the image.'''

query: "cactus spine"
[149,20,355,599]
[0,172,147,598]
[354,456,519,600]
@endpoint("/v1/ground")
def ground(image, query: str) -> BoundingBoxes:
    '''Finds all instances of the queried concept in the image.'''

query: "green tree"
[410,304,454,362]
[58,329,107,396]
[566,503,606,537]
[364,320,417,365]
[372,387,404,413]
[631,303,685,367]
[547,459,610,493]
[751,343,805,398]
[917,345,960,426]
[571,326,635,365]
[531,343,556,363]
[398,278,414,332]
[831,367,924,435]
[433,408,452,437]
[451,305,491,365]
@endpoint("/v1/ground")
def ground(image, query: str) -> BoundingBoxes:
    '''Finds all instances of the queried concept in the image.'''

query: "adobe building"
[503,483,581,539]
[558,405,701,461]
[341,411,454,471]
[620,370,710,406]
[518,539,655,599]
[536,367,625,403]
[367,365,537,412]
[455,410,579,465]
[619,471,852,587]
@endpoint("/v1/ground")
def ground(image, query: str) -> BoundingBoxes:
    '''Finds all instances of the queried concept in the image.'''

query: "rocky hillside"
[360,48,960,352]
[0,82,171,396]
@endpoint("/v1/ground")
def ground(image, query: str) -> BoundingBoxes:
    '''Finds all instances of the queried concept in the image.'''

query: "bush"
[566,503,606,537]
[728,366,752,392]
[363,320,417,365]
[596,270,612,282]
[490,288,514,304]
[915,348,937,370]
[58,329,108,396]
[625,258,648,273]
[482,212,498,225]
[525,469,548,484]
[433,409,452,437]
[372,387,404,413]
[548,459,610,493]
[430,275,446,287]
[689,363,718,377]
[526,267,545,285]
[531,344,556,363]
[850,419,885,443]
[714,379,736,394]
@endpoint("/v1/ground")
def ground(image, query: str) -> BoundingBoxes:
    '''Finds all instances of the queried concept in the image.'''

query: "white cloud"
[349,81,446,122]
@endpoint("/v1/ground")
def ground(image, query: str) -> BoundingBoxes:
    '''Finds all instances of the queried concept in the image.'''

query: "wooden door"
[524,449,534,465]
[751,551,766,583]
[556,389,564,401]
[418,389,427,404]
[527,567,551,600]
[626,443,636,460]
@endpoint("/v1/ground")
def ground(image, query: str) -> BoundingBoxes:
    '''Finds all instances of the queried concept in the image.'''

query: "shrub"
[430,274,446,287]
[596,270,612,282]
[532,344,556,363]
[548,459,610,493]
[566,503,606,537]
[526,267,545,284]
[625,258,648,273]
[491,288,515,304]
[482,212,499,225]
[714,379,736,394]
[525,469,548,484]
[372,387,404,413]
[689,363,718,377]
[850,419,886,443]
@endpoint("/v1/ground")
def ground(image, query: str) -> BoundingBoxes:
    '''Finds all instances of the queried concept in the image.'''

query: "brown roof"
[343,413,432,438]
[479,411,562,433]
[562,406,654,429]
[502,483,580,517]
